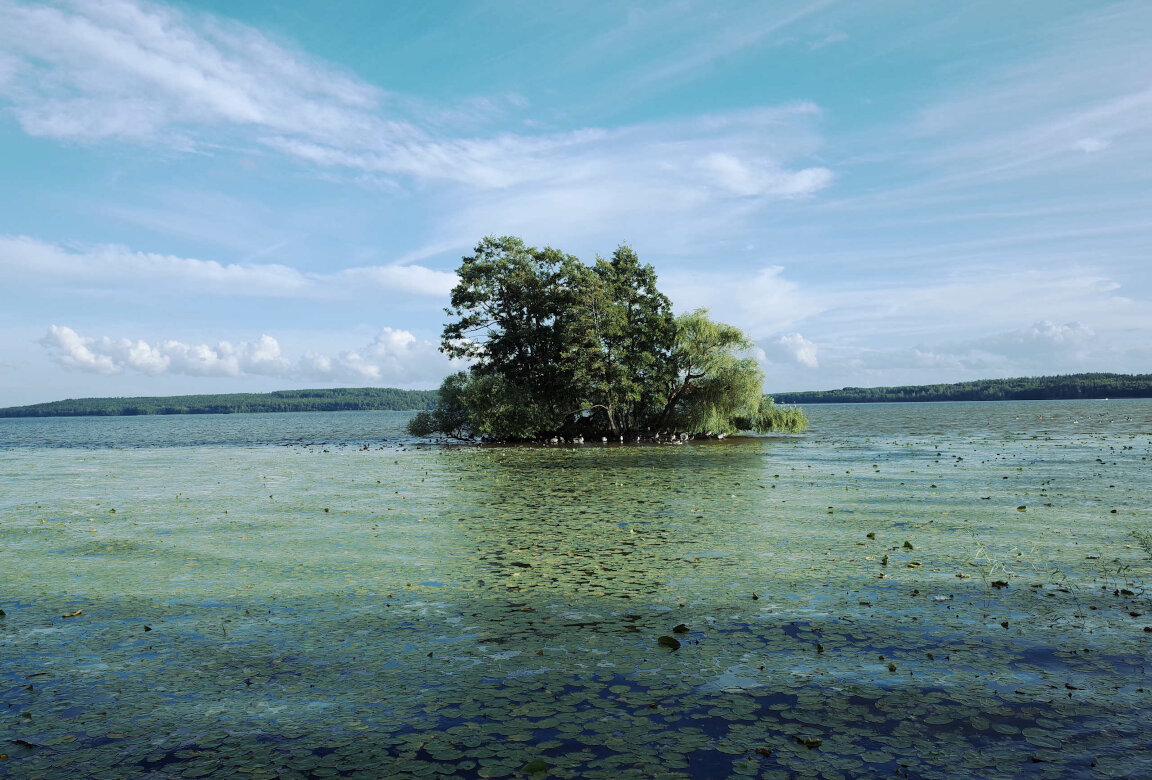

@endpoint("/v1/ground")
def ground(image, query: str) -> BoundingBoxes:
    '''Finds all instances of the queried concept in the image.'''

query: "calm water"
[2,401,1150,778]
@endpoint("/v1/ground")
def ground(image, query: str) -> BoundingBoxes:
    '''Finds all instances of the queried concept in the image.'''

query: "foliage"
[733,396,810,434]
[406,373,472,439]
[772,373,1152,404]
[412,236,807,440]
[0,387,438,418]
[658,309,765,434]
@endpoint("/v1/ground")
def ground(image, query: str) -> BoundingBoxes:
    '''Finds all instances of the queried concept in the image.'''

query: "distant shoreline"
[770,372,1152,404]
[6,372,1151,417]
[0,387,436,418]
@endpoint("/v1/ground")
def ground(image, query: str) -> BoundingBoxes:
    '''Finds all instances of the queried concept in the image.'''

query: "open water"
[1,401,1150,778]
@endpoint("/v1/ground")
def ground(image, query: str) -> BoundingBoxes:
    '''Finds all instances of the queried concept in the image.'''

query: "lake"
[2,401,1150,778]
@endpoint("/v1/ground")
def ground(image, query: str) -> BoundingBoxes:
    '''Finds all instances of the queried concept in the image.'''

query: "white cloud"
[39,325,459,385]
[973,320,1097,363]
[808,32,847,50]
[700,152,833,198]
[626,0,836,89]
[1075,138,1110,153]
[662,264,826,338]
[788,320,1126,388]
[805,263,1147,346]
[0,0,393,145]
[0,235,456,299]
[763,333,819,368]
[0,1,834,214]
[908,3,1152,188]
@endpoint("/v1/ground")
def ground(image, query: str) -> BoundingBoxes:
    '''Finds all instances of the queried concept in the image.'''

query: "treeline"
[0,387,438,418]
[772,373,1152,404]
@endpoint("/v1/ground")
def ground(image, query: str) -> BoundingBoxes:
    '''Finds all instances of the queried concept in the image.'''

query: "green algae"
[1,401,1150,777]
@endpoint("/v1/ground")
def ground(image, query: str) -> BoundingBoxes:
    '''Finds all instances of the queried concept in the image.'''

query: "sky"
[1,0,1150,406]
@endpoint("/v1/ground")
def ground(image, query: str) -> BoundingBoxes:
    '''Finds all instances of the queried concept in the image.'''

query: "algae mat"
[1,402,1150,778]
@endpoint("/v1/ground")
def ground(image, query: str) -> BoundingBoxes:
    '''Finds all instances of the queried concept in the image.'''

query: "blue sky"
[1,0,1149,406]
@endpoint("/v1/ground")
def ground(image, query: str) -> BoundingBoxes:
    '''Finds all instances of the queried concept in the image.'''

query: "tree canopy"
[409,236,806,441]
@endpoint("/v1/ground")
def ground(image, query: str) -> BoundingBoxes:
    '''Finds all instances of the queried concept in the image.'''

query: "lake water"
[2,402,1150,778]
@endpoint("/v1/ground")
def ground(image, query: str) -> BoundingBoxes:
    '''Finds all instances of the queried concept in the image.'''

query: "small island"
[408,236,807,441]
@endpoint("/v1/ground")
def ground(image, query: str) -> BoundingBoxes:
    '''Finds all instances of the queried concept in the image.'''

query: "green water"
[1,402,1150,778]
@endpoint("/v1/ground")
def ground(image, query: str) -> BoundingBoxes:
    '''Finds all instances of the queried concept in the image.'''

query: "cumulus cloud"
[0,235,456,299]
[973,320,1097,363]
[762,333,819,368]
[39,325,459,385]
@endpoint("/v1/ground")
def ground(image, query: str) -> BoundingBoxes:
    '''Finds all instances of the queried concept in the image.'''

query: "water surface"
[2,401,1150,778]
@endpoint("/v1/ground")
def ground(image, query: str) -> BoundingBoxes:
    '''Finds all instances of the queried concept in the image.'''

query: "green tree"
[406,372,474,439]
[594,245,677,432]
[441,236,579,422]
[657,309,784,434]
[412,236,807,440]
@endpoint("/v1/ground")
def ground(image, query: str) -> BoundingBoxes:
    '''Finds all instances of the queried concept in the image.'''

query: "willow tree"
[658,309,794,435]
[411,236,806,440]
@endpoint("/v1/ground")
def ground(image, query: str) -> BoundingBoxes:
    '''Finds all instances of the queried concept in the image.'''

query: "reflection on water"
[1,400,1150,778]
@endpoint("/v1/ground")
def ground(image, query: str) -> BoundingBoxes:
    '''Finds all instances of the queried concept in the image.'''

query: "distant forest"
[771,373,1152,404]
[0,387,438,418]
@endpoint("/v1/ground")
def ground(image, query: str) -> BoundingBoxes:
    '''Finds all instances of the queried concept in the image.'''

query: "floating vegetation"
[0,401,1150,777]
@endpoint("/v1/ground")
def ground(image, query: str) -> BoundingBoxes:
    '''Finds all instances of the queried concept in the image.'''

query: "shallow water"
[2,401,1150,778]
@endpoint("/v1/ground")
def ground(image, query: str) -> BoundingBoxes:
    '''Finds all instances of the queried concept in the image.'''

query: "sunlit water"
[2,402,1150,778]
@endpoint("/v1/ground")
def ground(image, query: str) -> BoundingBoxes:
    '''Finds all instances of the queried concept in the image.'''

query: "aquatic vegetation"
[1131,528,1152,561]
[1,401,1150,777]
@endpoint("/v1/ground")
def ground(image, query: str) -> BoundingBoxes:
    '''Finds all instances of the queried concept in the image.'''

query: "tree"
[559,246,677,434]
[593,245,677,432]
[441,236,580,422]
[406,372,473,439]
[411,236,807,440]
[658,309,770,434]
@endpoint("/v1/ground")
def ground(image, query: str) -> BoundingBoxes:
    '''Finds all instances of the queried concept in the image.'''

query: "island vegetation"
[0,387,437,418]
[771,373,1152,404]
[408,236,807,441]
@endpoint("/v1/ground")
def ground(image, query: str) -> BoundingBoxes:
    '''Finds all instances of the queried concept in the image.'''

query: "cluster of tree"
[408,236,807,441]
[772,373,1152,404]
[0,387,438,418]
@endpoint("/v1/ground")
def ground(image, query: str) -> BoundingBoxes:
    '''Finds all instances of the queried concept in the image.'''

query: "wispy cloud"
[0,0,833,204]
[40,325,458,385]
[622,0,837,89]
[808,31,847,50]
[0,0,397,145]
[0,235,456,299]
[662,264,826,339]
[827,321,1106,378]
[843,2,1152,203]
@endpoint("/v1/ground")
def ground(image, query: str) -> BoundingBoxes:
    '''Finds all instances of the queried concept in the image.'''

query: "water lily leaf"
[522,759,549,773]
